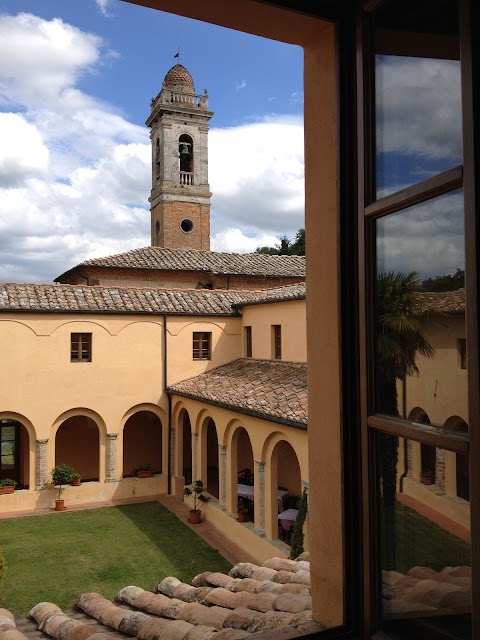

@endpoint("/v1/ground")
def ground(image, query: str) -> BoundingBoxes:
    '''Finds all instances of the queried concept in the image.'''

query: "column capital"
[107,432,118,440]
[37,438,48,445]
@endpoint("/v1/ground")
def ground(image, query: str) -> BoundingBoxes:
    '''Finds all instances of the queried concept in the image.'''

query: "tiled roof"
[14,554,321,640]
[0,283,261,316]
[234,283,305,307]
[163,64,195,93]
[56,247,306,280]
[169,359,308,427]
[418,288,465,314]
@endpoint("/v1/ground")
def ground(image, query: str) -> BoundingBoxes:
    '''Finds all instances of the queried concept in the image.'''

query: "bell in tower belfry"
[146,64,213,250]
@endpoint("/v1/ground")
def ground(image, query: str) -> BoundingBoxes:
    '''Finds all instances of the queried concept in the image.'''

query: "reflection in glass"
[376,55,462,197]
[377,432,471,638]
[375,189,466,431]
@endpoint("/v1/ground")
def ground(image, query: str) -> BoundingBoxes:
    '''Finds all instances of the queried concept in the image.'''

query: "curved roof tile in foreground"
[55,247,306,281]
[169,358,308,428]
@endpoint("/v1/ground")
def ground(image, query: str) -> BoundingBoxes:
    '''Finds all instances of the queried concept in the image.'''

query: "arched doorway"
[181,410,192,485]
[444,416,469,501]
[408,408,436,484]
[206,418,219,499]
[0,419,30,489]
[234,427,254,520]
[271,440,302,541]
[55,416,99,481]
[123,411,162,477]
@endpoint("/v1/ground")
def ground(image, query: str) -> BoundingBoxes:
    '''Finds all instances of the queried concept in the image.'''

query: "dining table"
[237,484,289,512]
[278,508,298,531]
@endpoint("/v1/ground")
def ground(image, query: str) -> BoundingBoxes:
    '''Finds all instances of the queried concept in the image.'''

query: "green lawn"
[386,502,471,574]
[0,501,232,617]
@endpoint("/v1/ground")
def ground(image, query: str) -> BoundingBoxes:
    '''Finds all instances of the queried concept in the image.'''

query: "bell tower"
[146,64,213,250]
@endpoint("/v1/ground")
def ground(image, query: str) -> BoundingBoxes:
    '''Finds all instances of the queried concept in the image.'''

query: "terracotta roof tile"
[163,64,195,93]
[0,283,259,316]
[56,247,305,280]
[418,288,465,314]
[168,359,307,427]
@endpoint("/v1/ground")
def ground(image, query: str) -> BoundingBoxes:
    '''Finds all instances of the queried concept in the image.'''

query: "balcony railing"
[179,172,194,186]
[160,89,208,109]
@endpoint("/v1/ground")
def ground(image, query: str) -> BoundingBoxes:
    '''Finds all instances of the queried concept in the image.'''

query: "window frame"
[357,1,480,637]
[70,333,92,363]
[193,331,212,361]
[272,324,282,360]
[245,326,252,358]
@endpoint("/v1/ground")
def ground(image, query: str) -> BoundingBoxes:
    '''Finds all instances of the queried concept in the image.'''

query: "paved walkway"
[0,493,258,566]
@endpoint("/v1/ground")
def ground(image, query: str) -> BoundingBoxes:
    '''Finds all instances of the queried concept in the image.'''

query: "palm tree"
[376,271,435,570]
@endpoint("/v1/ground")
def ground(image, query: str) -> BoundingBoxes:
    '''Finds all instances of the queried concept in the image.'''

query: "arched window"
[179,134,193,179]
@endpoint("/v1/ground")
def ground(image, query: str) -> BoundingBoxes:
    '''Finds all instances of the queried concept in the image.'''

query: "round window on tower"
[180,218,194,233]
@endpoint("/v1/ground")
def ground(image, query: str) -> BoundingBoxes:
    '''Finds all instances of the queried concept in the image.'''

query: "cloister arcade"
[171,397,308,546]
[401,407,470,528]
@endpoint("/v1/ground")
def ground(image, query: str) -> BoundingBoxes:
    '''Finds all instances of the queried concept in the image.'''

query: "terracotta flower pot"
[55,499,65,511]
[137,471,153,478]
[189,510,202,524]
[0,486,15,495]
[421,477,433,485]
[71,478,81,486]
[237,511,249,522]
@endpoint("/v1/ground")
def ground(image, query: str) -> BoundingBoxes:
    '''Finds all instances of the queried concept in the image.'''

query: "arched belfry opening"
[179,134,193,180]
[147,63,212,251]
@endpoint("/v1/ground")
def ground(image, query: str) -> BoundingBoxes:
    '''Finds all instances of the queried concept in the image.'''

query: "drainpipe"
[163,314,171,495]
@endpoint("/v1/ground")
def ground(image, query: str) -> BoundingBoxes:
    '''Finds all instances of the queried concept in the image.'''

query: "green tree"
[376,271,435,570]
[255,228,305,256]
[421,268,464,292]
[289,488,308,560]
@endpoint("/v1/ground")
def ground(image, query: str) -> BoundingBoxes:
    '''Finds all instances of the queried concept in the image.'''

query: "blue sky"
[0,0,305,283]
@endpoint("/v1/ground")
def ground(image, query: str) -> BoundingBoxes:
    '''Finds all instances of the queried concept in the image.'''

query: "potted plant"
[184,480,209,524]
[132,463,155,478]
[421,468,434,485]
[0,478,17,495]
[51,463,73,510]
[237,497,250,522]
[70,472,82,486]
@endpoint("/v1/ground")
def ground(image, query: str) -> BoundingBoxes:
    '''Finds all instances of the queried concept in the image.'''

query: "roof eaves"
[167,388,308,430]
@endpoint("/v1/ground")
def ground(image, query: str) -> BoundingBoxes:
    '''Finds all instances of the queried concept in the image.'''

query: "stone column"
[36,439,48,488]
[406,440,413,477]
[219,445,227,510]
[254,460,265,537]
[434,448,446,495]
[192,433,199,482]
[106,433,118,482]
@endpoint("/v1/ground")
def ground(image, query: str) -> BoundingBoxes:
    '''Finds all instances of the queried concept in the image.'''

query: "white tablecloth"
[237,485,289,512]
[278,508,298,531]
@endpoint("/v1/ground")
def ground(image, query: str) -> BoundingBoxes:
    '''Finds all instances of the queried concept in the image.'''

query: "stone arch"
[225,421,254,516]
[122,409,163,478]
[51,408,106,483]
[198,414,219,499]
[0,412,35,490]
[443,416,469,501]
[172,405,193,488]
[262,432,303,541]
[407,408,436,483]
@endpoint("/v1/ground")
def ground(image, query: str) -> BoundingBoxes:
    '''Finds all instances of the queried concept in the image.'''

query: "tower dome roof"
[163,64,195,93]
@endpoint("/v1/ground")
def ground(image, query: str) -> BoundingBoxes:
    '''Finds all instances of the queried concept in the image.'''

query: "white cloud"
[0,13,102,106]
[95,0,113,18]
[210,116,304,236]
[0,113,49,186]
[235,80,247,91]
[376,56,462,159]
[211,228,280,253]
[0,13,305,283]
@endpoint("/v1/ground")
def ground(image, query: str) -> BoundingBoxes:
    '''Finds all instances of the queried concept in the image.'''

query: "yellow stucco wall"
[241,300,307,362]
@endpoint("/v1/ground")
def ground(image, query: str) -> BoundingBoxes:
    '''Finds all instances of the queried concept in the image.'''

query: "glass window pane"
[374,189,466,433]
[376,431,471,639]
[374,2,461,198]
